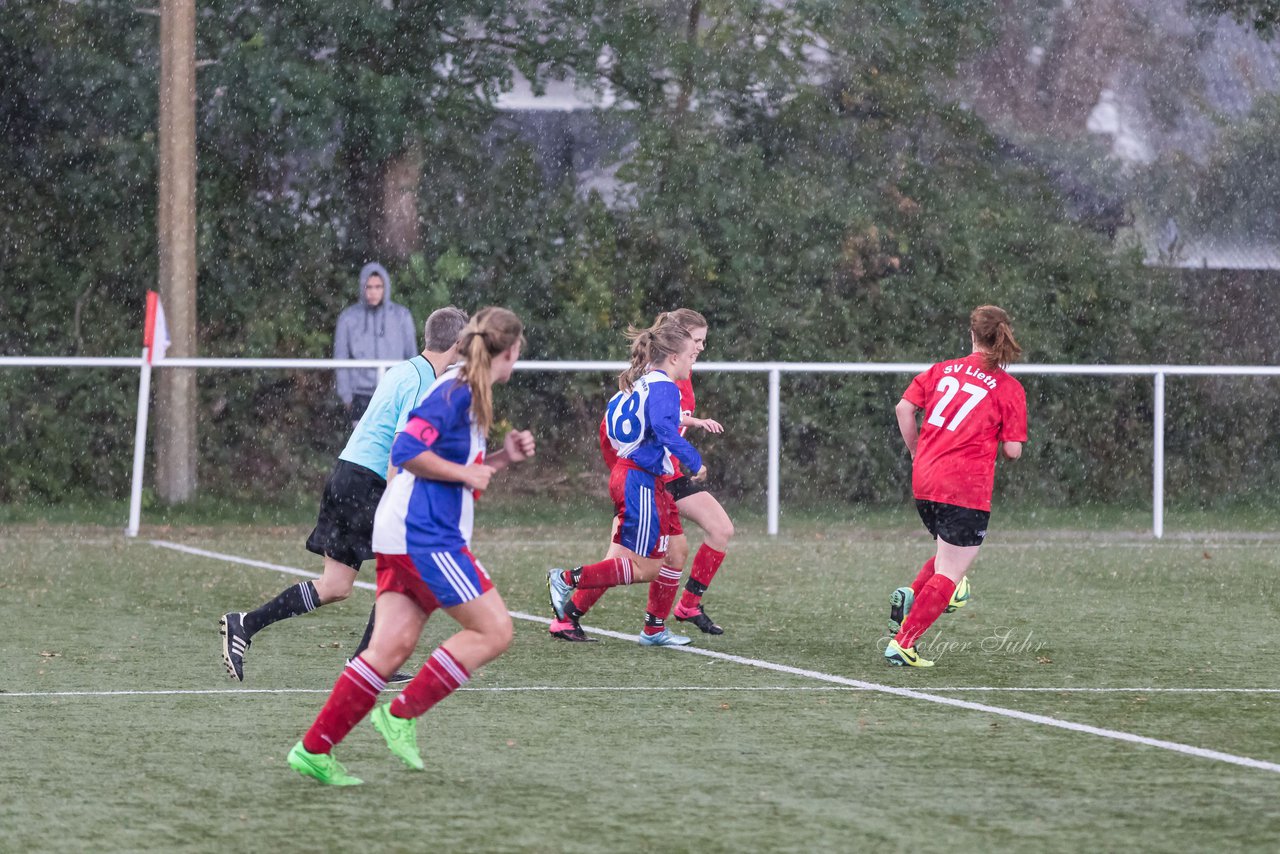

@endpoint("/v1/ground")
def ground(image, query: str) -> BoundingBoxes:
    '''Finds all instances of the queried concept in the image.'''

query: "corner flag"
[144,290,171,364]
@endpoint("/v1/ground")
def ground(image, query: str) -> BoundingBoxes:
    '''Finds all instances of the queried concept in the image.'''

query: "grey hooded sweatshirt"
[333,262,418,404]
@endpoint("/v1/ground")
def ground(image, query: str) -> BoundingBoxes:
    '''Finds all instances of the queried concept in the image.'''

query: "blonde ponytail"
[457,307,524,435]
[618,325,654,391]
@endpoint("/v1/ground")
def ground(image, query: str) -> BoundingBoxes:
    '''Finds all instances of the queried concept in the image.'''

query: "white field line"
[5,686,1280,700]
[149,540,1280,775]
[152,540,379,589]
[135,536,1280,551]
[494,541,1280,550]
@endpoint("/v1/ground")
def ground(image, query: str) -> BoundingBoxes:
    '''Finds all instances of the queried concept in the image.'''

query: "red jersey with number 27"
[903,353,1027,512]
[600,376,695,480]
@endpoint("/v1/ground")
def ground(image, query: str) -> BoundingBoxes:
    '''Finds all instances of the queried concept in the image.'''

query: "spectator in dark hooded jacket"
[334,262,418,423]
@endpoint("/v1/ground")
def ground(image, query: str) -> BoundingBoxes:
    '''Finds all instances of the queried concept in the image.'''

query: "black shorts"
[666,473,709,503]
[306,459,387,570]
[915,499,990,548]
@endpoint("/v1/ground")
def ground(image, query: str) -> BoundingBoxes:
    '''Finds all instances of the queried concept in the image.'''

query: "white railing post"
[768,368,780,536]
[1153,371,1165,539]
[126,349,153,537]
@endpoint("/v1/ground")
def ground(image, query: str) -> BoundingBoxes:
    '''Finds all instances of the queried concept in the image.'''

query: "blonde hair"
[617,321,693,391]
[456,306,524,435]
[659,308,707,332]
[970,305,1022,370]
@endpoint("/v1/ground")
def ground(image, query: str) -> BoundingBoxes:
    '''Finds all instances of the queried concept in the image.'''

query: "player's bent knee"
[491,621,514,656]
[315,582,352,604]
[370,632,417,665]
[479,613,514,658]
[706,520,734,549]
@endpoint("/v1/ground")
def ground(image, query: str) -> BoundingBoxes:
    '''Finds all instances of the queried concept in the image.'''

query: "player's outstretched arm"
[685,416,724,434]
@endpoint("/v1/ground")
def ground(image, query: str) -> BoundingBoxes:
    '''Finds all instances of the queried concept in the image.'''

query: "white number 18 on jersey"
[927,377,989,432]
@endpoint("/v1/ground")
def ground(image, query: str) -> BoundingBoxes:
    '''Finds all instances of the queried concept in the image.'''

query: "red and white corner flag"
[143,290,171,364]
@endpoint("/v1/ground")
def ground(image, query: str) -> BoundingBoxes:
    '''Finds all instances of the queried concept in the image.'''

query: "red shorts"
[375,548,494,615]
[609,464,680,557]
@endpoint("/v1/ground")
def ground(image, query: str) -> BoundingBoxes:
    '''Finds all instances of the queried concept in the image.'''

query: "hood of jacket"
[358,262,392,307]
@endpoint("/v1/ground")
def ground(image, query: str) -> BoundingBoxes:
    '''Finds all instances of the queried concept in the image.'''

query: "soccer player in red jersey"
[884,305,1027,668]
[550,309,735,643]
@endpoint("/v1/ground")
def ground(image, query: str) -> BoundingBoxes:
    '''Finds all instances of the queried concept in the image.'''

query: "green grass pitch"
[2,513,1278,852]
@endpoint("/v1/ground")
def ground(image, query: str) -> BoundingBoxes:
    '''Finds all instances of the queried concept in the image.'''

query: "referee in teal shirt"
[219,306,470,683]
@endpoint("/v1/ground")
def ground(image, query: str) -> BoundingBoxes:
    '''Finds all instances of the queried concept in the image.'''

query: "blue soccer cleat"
[638,628,693,647]
[547,568,573,620]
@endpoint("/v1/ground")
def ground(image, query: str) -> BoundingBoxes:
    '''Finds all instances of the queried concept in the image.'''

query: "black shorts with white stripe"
[305,459,386,570]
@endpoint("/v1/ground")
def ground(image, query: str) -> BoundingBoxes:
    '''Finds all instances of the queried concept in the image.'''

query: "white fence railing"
[5,355,1280,537]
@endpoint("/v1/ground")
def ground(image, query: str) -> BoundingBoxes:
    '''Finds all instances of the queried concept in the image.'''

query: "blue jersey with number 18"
[605,369,703,478]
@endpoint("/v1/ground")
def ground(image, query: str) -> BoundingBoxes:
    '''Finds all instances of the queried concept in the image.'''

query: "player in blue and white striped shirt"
[288,307,536,786]
[219,307,468,684]
[547,320,707,646]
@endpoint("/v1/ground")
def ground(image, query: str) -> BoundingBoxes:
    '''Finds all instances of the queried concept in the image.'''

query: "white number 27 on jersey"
[927,377,989,431]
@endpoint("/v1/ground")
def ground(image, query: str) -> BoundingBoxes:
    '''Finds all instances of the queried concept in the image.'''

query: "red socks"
[896,574,956,650]
[643,566,683,635]
[573,557,636,589]
[570,586,606,616]
[302,656,386,754]
[390,647,470,719]
[910,556,936,597]
[301,650,473,754]
[678,544,725,611]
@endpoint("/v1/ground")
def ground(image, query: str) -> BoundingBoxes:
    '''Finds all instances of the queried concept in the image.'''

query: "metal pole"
[1153,371,1165,539]
[767,368,780,536]
[127,350,153,537]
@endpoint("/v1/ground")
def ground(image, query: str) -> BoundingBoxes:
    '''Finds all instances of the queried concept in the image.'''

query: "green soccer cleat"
[287,741,363,786]
[884,639,934,668]
[371,703,424,771]
[888,586,914,637]
[945,575,971,613]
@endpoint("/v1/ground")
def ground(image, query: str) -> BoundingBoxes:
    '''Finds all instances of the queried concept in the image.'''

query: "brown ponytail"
[970,305,1022,371]
[456,306,524,435]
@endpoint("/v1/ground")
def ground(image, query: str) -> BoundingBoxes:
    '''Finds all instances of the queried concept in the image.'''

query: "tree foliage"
[1190,0,1280,36]
[2,0,1260,510]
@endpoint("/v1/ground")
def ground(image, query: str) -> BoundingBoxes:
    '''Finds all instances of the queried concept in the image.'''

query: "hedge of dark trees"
[3,1,1278,511]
